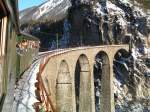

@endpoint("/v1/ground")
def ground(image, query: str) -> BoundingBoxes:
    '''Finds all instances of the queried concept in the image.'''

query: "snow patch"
[107,1,125,16]
[32,0,71,20]
[95,1,125,17]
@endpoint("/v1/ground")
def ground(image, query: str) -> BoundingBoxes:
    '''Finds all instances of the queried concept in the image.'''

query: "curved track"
[12,51,58,112]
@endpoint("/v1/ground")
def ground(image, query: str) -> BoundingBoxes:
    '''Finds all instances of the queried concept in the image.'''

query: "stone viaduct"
[37,45,129,112]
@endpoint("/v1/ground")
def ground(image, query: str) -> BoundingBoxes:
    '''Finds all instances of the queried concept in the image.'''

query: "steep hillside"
[20,0,71,25]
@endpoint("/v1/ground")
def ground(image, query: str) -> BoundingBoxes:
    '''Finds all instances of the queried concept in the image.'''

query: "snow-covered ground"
[13,60,40,112]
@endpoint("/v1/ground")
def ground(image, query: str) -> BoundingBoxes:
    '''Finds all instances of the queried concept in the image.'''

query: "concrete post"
[79,71,92,112]
[110,61,115,112]
[56,65,73,112]
[101,61,114,112]
[90,65,96,112]
[56,83,73,112]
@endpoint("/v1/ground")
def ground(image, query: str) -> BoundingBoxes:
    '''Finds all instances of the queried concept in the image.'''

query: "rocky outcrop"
[66,0,150,47]
[113,49,150,112]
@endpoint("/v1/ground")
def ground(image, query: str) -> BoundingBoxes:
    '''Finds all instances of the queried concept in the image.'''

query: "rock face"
[113,52,150,112]
[68,4,100,46]
[69,0,150,47]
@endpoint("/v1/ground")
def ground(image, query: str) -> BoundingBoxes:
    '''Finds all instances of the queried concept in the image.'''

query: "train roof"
[18,32,39,41]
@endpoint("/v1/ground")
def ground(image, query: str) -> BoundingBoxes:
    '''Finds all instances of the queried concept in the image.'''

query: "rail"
[34,51,57,112]
[34,72,56,112]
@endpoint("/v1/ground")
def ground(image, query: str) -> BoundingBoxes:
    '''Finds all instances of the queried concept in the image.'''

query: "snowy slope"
[20,0,71,24]
[19,6,37,20]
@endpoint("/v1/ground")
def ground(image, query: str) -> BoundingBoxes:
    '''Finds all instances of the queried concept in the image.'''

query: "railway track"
[12,50,62,112]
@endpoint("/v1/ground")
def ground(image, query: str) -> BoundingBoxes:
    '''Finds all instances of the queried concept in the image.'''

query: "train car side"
[16,33,39,79]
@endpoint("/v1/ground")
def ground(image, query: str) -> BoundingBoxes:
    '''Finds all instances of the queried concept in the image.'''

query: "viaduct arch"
[94,51,110,112]
[56,60,72,112]
[75,54,92,112]
[39,45,129,112]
